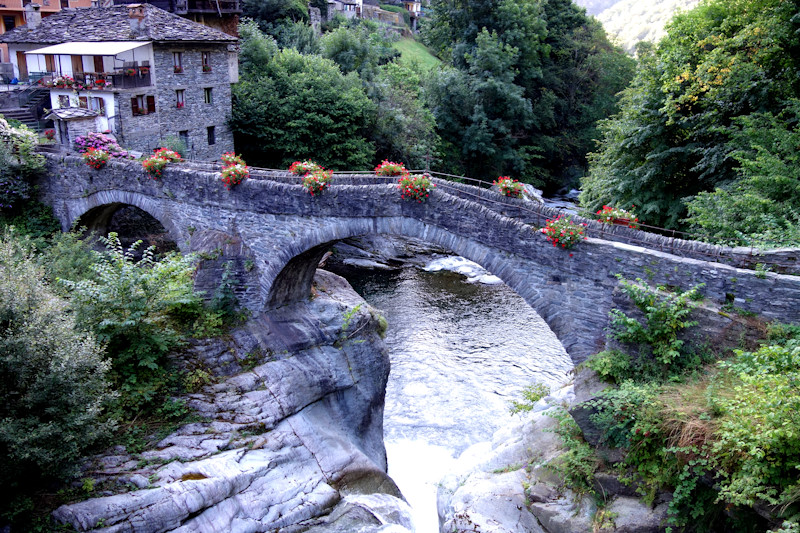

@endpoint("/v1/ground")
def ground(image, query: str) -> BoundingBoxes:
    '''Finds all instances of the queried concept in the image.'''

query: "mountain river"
[342,256,574,532]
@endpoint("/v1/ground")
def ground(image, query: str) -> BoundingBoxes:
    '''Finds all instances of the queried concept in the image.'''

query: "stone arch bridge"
[36,154,800,365]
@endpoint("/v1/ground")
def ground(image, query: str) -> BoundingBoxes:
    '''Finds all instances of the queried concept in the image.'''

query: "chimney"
[128,4,146,34]
[24,3,42,29]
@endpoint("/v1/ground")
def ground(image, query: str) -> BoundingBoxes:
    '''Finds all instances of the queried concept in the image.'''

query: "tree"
[232,26,376,170]
[0,230,114,502]
[582,0,800,230]
[420,0,633,187]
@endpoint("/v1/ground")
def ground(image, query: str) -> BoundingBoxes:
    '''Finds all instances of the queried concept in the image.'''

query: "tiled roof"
[44,108,100,120]
[0,4,237,44]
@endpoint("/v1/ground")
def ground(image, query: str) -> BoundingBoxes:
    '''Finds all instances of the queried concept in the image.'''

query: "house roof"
[45,108,100,120]
[0,4,237,45]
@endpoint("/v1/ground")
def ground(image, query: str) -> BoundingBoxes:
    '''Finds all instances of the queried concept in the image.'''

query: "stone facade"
[36,154,800,366]
[116,44,234,158]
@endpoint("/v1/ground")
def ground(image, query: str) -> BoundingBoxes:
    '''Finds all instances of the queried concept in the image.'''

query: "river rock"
[326,234,448,273]
[52,270,408,532]
[437,383,668,533]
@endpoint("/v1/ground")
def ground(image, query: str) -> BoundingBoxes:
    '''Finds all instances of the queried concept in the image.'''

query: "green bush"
[509,382,550,415]
[61,233,202,414]
[0,230,115,504]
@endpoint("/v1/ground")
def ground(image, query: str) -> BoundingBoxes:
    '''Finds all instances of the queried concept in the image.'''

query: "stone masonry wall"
[151,44,234,160]
[115,44,234,159]
[36,155,800,365]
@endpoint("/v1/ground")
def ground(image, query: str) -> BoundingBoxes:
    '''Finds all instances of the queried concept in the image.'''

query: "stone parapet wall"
[37,154,800,365]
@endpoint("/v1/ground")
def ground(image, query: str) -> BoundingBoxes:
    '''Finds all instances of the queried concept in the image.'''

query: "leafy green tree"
[685,102,800,247]
[0,230,114,505]
[583,0,800,230]
[242,0,308,24]
[320,23,399,82]
[370,62,440,169]
[421,0,633,187]
[232,28,376,170]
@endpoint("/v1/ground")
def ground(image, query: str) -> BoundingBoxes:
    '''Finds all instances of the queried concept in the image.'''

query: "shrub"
[61,233,201,414]
[540,215,586,249]
[74,132,129,159]
[220,163,249,189]
[160,134,188,158]
[494,176,524,198]
[82,147,110,170]
[0,229,114,494]
[608,276,703,375]
[509,382,550,415]
[375,160,408,176]
[289,160,322,175]
[302,169,332,195]
[398,173,434,202]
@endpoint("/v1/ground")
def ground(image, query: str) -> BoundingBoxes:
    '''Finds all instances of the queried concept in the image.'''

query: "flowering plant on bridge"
[375,160,408,177]
[221,152,245,167]
[142,154,169,179]
[596,205,639,229]
[302,169,332,196]
[74,132,130,159]
[398,173,435,203]
[82,147,110,170]
[220,164,249,190]
[541,215,586,249]
[152,148,183,163]
[494,176,524,198]
[289,160,322,175]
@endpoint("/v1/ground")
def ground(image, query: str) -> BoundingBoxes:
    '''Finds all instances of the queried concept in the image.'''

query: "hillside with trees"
[581,0,800,248]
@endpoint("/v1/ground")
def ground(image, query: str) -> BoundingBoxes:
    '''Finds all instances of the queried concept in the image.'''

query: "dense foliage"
[421,0,634,188]
[582,0,800,241]
[575,279,800,531]
[0,230,114,516]
[62,234,202,414]
[232,22,376,169]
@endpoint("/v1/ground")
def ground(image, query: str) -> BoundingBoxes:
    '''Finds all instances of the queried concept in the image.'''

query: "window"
[58,95,69,108]
[201,51,211,72]
[60,0,68,7]
[78,96,88,108]
[131,94,156,116]
[3,16,15,32]
[179,130,189,149]
[173,52,183,73]
[203,87,213,104]
[207,126,216,146]
[89,97,105,116]
[176,89,185,109]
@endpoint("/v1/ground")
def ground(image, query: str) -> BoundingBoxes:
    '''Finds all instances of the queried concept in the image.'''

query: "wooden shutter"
[146,95,156,113]
[131,97,139,116]
[78,96,87,108]
[45,54,55,72]
[93,56,104,73]
[71,55,83,75]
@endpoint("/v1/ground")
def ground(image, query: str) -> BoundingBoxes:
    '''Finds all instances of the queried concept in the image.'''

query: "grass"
[392,38,441,72]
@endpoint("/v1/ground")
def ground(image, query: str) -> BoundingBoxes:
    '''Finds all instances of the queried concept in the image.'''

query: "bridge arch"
[263,216,598,365]
[59,190,187,251]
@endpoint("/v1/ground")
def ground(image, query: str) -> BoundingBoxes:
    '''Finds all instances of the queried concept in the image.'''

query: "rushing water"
[343,256,573,532]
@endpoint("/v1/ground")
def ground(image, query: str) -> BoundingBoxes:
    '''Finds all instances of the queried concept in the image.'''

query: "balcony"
[38,67,153,91]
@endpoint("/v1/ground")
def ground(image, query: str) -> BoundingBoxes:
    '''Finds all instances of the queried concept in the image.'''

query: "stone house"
[0,3,237,160]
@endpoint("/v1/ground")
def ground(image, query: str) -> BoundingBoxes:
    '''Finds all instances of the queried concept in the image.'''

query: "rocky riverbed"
[53,270,415,532]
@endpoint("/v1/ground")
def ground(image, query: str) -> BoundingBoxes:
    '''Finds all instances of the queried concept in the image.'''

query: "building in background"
[0,3,237,159]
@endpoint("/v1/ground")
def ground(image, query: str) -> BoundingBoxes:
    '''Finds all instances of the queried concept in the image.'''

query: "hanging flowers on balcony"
[493,176,524,198]
[541,215,587,249]
[139,67,150,75]
[94,78,108,88]
[173,65,183,74]
[176,102,185,109]
[202,65,212,73]
[289,160,322,175]
[124,68,136,77]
